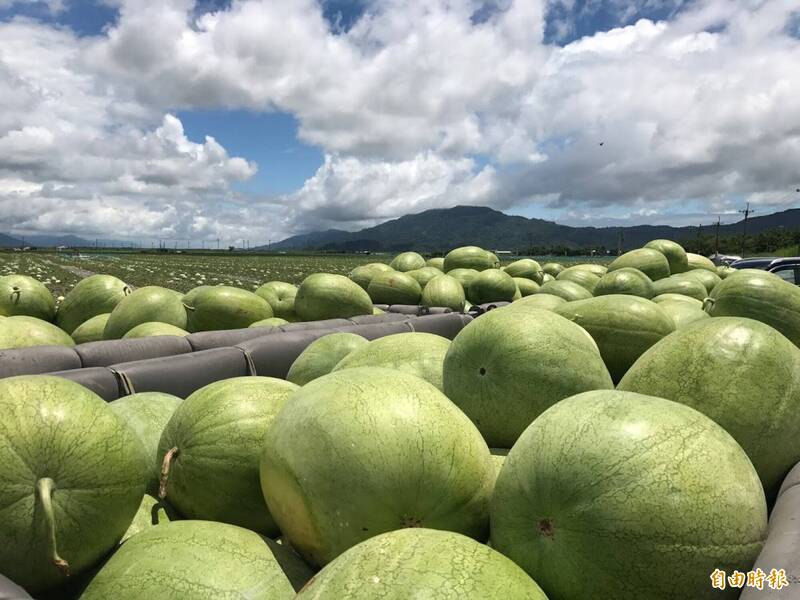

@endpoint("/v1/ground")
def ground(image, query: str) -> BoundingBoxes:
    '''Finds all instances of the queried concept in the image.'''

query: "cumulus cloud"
[1,0,799,242]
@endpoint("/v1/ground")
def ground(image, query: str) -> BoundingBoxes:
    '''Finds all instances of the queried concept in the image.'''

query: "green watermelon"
[686,252,717,272]
[56,275,130,334]
[443,246,497,272]
[71,313,111,344]
[704,271,800,347]
[405,266,445,289]
[503,259,544,284]
[390,252,426,272]
[467,269,517,304]
[0,274,55,321]
[618,317,800,499]
[682,268,722,293]
[421,275,466,311]
[652,293,703,307]
[0,316,75,349]
[491,390,767,600]
[260,367,493,567]
[541,262,565,277]
[122,322,189,339]
[255,281,298,321]
[507,294,567,311]
[185,285,272,332]
[513,277,540,297]
[554,295,675,382]
[717,265,737,279]
[103,286,187,340]
[347,264,394,291]
[296,274,373,321]
[181,285,215,307]
[296,528,547,599]
[446,268,479,290]
[652,275,708,301]
[119,494,178,544]
[644,239,689,274]
[158,377,298,536]
[555,267,600,292]
[110,392,182,494]
[572,263,608,277]
[367,271,422,305]
[0,376,146,593]
[608,248,670,281]
[657,299,710,329]
[536,280,592,302]
[426,257,445,270]
[249,317,290,328]
[442,308,613,447]
[333,332,451,390]
[287,332,368,386]
[593,267,654,298]
[79,521,313,599]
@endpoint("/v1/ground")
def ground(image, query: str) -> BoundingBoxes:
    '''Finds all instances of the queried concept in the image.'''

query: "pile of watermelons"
[2,239,800,599]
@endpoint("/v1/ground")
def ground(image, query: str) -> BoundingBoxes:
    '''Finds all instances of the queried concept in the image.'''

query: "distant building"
[494,250,512,255]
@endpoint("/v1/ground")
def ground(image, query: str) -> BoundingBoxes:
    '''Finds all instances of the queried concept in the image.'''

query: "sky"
[0,0,799,246]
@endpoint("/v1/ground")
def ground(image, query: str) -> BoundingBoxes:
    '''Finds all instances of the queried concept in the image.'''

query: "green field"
[0,250,612,298]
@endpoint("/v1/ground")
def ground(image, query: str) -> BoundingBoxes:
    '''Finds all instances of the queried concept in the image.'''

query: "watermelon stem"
[36,478,70,577]
[159,447,179,499]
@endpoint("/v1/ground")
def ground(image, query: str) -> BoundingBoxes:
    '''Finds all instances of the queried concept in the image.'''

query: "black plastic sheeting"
[469,302,510,316]
[384,304,453,316]
[75,336,194,368]
[108,347,251,398]
[46,367,121,401]
[410,313,473,338]
[186,327,279,352]
[0,346,81,379]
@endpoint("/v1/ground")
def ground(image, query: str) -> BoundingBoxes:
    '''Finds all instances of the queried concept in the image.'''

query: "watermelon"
[503,259,544,284]
[405,266,445,289]
[652,293,703,307]
[687,252,717,272]
[507,294,567,311]
[618,317,800,499]
[158,377,298,536]
[296,274,373,321]
[347,263,394,291]
[593,267,654,298]
[181,285,215,307]
[367,271,422,305]
[0,316,75,349]
[110,392,182,494]
[119,494,178,544]
[657,299,710,329]
[555,295,675,382]
[717,265,737,279]
[443,246,497,272]
[71,313,110,344]
[608,248,670,281]
[446,268,479,290]
[249,317,290,327]
[541,273,555,283]
[79,521,313,599]
[287,332,368,386]
[555,267,600,292]
[682,268,722,293]
[513,277,539,297]
[296,528,547,599]
[185,285,272,332]
[572,263,608,277]
[255,281,298,321]
[652,275,708,301]
[333,332,450,390]
[536,280,592,302]
[426,257,445,270]
[491,390,767,600]
[56,274,130,334]
[704,271,800,347]
[467,269,517,304]
[0,274,55,321]
[390,252,426,272]
[122,322,189,339]
[260,367,493,567]
[0,376,146,593]
[442,308,613,447]
[541,262,565,277]
[644,239,689,274]
[103,286,187,340]
[421,275,466,311]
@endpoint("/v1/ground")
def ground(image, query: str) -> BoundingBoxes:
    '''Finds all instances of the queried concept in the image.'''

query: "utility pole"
[739,202,755,256]
[714,216,721,256]
[617,229,623,256]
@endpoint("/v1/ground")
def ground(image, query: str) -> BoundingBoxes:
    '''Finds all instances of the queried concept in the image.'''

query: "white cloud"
[1,0,799,243]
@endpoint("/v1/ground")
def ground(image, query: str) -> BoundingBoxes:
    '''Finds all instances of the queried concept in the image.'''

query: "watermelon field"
[0,242,798,598]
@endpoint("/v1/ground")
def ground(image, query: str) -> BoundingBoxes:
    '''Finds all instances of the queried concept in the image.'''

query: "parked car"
[731,257,800,285]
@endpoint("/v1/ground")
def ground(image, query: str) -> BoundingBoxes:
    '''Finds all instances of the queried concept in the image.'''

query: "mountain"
[0,233,23,247]
[269,205,800,252]
[23,234,93,247]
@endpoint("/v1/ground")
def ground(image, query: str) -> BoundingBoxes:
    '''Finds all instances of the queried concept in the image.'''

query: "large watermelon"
[286,332,368,386]
[260,367,493,567]
[443,246,497,272]
[507,294,566,312]
[184,285,272,332]
[103,286,187,340]
[608,248,670,281]
[367,271,422,305]
[446,268,479,290]
[657,299,710,329]
[0,376,145,593]
[0,274,55,321]
[122,322,189,339]
[70,313,110,344]
[682,268,722,293]
[686,252,717,272]
[467,269,517,304]
[421,275,466,311]
[56,274,130,334]
[541,262,565,277]
[295,274,373,321]
[347,263,394,291]
[618,317,800,499]
[652,274,708,301]
[390,252,426,272]
[491,390,767,600]
[442,308,613,447]
[555,267,600,293]
[643,239,689,274]
[536,280,592,302]
[0,316,75,349]
[255,281,298,321]
[593,267,654,298]
[405,266,444,289]
[503,259,544,284]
